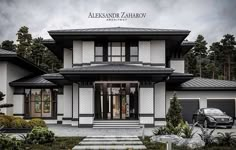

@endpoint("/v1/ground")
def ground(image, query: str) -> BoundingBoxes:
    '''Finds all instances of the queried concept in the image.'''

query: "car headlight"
[229,117,234,122]
[208,117,216,122]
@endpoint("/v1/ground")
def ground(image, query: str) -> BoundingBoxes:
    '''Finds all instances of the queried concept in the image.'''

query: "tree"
[166,93,183,128]
[0,91,13,114]
[192,35,208,78]
[1,40,16,51]
[220,34,236,80]
[16,26,32,59]
[185,50,198,76]
[31,37,45,66]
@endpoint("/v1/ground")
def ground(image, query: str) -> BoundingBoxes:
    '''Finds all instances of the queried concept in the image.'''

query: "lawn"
[21,137,83,150]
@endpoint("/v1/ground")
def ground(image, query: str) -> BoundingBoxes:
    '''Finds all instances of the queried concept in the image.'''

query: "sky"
[0,0,236,45]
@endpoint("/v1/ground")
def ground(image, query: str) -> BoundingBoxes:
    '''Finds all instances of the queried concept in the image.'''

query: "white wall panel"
[154,82,166,118]
[170,60,185,73]
[73,40,82,64]
[73,83,79,119]
[140,117,154,124]
[13,95,24,115]
[139,88,154,114]
[63,85,72,118]
[63,48,72,68]
[139,41,150,63]
[151,40,165,64]
[82,41,94,63]
[79,88,93,114]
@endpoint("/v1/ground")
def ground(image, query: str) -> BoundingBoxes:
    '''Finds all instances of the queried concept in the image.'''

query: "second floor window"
[95,41,138,62]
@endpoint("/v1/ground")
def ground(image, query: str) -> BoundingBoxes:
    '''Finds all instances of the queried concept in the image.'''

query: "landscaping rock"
[151,135,205,149]
[150,135,183,144]
[177,136,205,149]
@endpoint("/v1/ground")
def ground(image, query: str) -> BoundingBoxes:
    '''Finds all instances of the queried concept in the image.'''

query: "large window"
[95,41,138,62]
[24,89,57,118]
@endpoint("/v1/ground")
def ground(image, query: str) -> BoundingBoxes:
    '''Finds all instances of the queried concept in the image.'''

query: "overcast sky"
[0,0,235,45]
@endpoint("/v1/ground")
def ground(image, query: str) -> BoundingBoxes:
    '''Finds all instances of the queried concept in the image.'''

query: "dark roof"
[0,48,46,74]
[177,78,236,90]
[49,27,190,35]
[10,75,56,87]
[60,64,174,74]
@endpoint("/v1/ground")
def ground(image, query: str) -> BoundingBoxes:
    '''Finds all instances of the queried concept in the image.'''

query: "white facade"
[170,60,185,73]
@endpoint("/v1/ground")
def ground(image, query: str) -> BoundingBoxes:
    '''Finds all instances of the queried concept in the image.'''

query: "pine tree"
[166,93,183,128]
[193,35,208,77]
[0,91,13,114]
[31,37,45,66]
[16,26,32,59]
[1,40,16,51]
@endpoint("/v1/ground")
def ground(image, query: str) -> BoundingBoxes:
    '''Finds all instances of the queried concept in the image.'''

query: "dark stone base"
[2,128,32,133]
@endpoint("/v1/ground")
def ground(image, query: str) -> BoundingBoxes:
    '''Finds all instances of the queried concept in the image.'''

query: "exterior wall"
[57,94,64,123]
[82,41,94,63]
[79,87,94,127]
[0,62,31,115]
[139,87,154,126]
[170,60,185,73]
[72,83,79,126]
[13,95,24,117]
[154,82,166,126]
[63,48,72,68]
[151,40,165,64]
[139,41,151,63]
[166,91,236,117]
[63,85,72,124]
[73,40,82,65]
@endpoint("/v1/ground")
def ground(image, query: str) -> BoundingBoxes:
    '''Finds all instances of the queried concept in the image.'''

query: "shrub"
[153,126,171,135]
[215,132,236,147]
[181,122,197,138]
[10,117,30,128]
[24,127,55,144]
[166,93,183,128]
[0,136,21,150]
[0,117,10,128]
[198,123,215,146]
[29,118,47,128]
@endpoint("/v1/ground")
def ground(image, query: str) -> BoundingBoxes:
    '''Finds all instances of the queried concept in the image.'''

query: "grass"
[21,137,84,150]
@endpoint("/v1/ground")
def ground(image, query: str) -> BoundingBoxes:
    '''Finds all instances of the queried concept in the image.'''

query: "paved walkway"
[72,136,147,150]
[47,125,154,137]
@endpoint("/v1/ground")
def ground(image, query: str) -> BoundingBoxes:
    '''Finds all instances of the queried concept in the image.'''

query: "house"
[1,27,236,128]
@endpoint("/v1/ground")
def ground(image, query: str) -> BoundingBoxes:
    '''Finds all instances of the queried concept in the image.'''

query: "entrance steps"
[93,120,140,128]
[72,136,147,150]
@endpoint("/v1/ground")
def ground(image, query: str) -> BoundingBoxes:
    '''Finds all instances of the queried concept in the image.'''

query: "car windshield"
[204,109,224,116]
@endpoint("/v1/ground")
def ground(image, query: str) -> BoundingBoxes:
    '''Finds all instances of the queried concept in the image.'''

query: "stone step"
[84,137,140,141]
[93,122,139,125]
[80,141,143,145]
[86,135,138,138]
[93,120,139,123]
[72,145,147,150]
[93,126,141,129]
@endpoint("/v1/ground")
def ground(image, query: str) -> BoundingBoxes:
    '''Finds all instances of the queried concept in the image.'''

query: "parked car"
[192,108,234,128]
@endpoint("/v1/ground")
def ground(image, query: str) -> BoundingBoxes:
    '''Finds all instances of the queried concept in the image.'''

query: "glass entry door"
[94,82,138,120]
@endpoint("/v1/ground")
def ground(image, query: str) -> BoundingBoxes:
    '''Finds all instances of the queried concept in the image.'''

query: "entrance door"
[94,82,138,120]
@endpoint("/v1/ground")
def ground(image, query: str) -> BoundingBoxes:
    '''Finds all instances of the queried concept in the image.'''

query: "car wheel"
[204,120,208,128]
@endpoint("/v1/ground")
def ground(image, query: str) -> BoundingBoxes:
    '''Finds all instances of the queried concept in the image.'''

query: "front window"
[95,41,138,62]
[24,89,57,118]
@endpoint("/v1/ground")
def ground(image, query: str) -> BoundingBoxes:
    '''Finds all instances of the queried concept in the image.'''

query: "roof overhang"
[42,73,72,86]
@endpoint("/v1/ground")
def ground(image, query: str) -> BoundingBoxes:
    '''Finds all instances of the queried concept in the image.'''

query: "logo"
[88,12,146,21]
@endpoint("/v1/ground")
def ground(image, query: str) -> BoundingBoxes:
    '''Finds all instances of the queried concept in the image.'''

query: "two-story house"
[2,27,236,128]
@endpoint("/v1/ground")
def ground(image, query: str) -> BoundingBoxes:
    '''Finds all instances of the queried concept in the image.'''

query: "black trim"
[62,117,72,120]
[24,117,57,120]
[13,113,24,116]
[139,114,154,117]
[57,114,64,116]
[143,124,155,127]
[79,114,94,117]
[57,121,62,124]
[78,124,93,128]
[72,118,79,121]
[1,128,32,133]
[154,118,166,121]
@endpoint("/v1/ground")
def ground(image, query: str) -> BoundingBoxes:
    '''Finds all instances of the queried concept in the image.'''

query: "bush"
[181,122,197,138]
[198,123,215,146]
[153,126,171,135]
[24,127,55,144]
[166,93,183,128]
[0,136,21,150]
[0,117,10,128]
[215,132,236,147]
[29,118,47,128]
[10,117,30,128]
